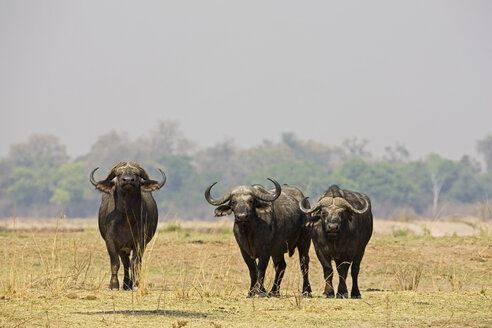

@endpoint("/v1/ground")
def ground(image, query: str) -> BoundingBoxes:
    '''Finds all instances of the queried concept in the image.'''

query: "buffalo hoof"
[303,293,313,298]
[109,276,119,290]
[109,281,119,290]
[268,291,280,298]
[122,278,132,290]
[336,293,348,299]
[351,294,362,299]
[324,293,335,298]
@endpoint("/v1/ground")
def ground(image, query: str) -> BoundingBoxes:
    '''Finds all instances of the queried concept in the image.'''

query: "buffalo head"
[204,179,281,223]
[90,161,166,194]
[299,195,369,235]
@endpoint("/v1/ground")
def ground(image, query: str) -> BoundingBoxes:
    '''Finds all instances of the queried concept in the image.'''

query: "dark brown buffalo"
[205,179,312,297]
[300,185,372,299]
[90,161,166,290]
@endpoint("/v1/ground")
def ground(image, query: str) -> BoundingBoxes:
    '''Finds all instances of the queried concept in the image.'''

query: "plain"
[0,217,490,328]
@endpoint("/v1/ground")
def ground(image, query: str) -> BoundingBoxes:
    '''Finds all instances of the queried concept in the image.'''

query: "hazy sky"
[1,1,491,161]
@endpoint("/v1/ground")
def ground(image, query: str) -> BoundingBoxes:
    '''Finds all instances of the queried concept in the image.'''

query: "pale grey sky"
[1,1,491,161]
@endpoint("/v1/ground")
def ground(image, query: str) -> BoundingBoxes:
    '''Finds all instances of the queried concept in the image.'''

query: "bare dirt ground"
[1,216,491,237]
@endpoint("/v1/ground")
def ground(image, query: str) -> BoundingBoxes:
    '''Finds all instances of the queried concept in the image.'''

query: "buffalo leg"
[240,248,258,297]
[119,251,131,290]
[131,245,144,290]
[256,253,270,297]
[269,255,286,297]
[350,249,366,299]
[105,241,120,290]
[297,231,312,296]
[315,247,334,297]
[335,259,350,299]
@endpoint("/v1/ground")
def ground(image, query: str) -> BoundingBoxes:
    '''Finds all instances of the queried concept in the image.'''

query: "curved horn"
[252,178,281,202]
[157,169,166,189]
[299,197,313,214]
[300,196,339,214]
[204,182,232,206]
[334,195,370,214]
[90,167,99,187]
[299,197,325,214]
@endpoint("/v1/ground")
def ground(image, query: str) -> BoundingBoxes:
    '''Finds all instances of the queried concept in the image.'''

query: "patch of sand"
[373,217,492,236]
[1,216,490,237]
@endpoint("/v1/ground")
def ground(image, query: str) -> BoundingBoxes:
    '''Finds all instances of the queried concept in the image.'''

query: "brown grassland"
[0,217,491,328]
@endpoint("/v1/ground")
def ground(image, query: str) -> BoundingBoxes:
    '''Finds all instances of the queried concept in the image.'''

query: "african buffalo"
[90,161,166,290]
[300,185,372,299]
[205,179,312,297]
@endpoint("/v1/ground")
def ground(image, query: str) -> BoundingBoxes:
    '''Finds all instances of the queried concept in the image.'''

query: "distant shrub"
[164,222,182,232]
[392,228,414,238]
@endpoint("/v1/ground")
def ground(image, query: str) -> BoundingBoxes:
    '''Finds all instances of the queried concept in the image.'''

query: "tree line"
[1,120,491,220]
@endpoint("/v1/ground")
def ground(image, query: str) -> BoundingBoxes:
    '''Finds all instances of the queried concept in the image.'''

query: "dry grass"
[393,263,424,291]
[0,217,491,327]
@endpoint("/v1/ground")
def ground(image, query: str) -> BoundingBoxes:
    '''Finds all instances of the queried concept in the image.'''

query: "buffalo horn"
[299,197,331,214]
[204,182,232,206]
[90,167,99,187]
[334,195,370,214]
[157,169,167,189]
[252,178,281,202]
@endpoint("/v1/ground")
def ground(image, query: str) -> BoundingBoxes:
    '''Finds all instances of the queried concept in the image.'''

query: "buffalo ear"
[306,210,321,222]
[309,213,321,222]
[96,180,115,193]
[141,179,160,192]
[255,203,272,215]
[215,205,232,217]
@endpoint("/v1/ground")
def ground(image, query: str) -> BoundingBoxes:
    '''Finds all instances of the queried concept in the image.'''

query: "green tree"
[333,159,419,217]
[8,134,68,168]
[0,160,14,216]
[246,160,332,198]
[342,137,372,159]
[282,132,345,171]
[149,120,195,155]
[459,155,482,174]
[444,167,484,204]
[477,134,492,172]
[7,165,57,213]
[50,162,97,217]
[156,154,217,218]
[3,134,71,216]
[383,142,411,163]
[424,153,461,218]
[333,157,369,191]
[194,140,236,182]
[79,131,144,170]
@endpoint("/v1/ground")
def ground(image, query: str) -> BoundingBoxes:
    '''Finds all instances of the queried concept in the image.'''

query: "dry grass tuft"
[393,263,424,291]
